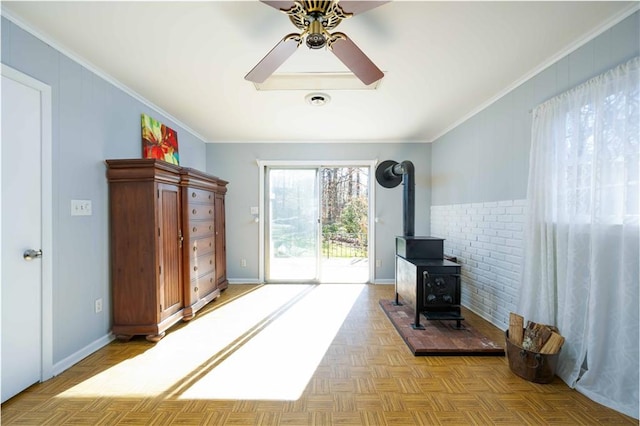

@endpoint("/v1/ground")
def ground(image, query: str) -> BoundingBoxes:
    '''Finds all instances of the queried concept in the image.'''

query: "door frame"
[257,160,376,283]
[1,64,54,382]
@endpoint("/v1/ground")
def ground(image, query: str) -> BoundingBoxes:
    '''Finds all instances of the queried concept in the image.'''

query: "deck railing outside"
[322,232,367,258]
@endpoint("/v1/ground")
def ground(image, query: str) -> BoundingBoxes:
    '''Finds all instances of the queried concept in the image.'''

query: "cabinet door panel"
[215,194,227,288]
[159,183,183,318]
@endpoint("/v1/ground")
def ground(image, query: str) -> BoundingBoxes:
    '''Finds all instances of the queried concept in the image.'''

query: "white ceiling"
[3,1,637,143]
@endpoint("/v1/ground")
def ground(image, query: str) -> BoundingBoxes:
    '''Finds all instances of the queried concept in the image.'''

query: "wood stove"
[375,159,463,330]
[395,236,463,330]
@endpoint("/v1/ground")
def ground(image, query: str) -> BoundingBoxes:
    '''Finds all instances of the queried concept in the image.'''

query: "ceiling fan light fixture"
[305,92,331,106]
[305,20,326,49]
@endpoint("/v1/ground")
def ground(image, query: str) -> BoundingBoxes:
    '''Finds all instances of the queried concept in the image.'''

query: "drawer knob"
[209,209,212,215]
[193,246,197,252]
[193,266,198,271]
[192,192,196,198]
[194,286,198,292]
[192,209,197,215]
[193,227,197,232]
[209,225,213,231]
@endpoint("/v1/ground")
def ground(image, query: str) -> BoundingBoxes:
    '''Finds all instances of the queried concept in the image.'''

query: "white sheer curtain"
[520,56,639,419]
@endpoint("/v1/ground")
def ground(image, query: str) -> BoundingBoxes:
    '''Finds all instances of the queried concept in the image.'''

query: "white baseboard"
[227,278,262,284]
[52,333,115,377]
[228,279,393,285]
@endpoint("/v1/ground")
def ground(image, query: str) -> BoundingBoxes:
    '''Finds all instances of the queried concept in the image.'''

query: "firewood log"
[509,313,524,346]
[540,331,565,354]
[522,321,553,352]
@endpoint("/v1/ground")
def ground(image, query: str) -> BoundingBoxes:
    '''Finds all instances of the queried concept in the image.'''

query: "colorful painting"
[141,113,179,165]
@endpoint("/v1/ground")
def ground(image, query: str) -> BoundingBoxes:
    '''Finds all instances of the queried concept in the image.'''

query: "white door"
[1,66,52,402]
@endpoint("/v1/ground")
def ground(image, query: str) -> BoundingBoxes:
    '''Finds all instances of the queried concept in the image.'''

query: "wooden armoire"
[106,159,228,342]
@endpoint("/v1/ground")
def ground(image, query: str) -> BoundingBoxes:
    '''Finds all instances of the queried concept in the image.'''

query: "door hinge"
[159,265,162,275]
[158,227,161,237]
[157,189,160,198]
[160,304,163,311]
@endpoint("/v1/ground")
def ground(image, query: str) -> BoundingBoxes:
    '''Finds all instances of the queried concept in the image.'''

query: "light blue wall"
[206,143,431,281]
[1,17,207,365]
[431,11,640,206]
[429,11,639,329]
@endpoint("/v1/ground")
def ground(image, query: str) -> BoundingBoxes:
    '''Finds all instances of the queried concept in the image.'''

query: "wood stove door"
[422,272,460,308]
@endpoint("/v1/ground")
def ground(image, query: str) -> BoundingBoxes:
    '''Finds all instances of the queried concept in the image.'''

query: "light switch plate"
[71,199,92,216]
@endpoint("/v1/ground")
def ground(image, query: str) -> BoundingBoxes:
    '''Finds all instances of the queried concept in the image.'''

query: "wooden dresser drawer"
[189,221,214,239]
[191,235,214,256]
[188,204,214,221]
[191,270,216,297]
[190,252,215,278]
[188,188,214,204]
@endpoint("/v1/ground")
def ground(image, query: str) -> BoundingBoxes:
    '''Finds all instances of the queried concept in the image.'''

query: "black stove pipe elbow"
[375,159,415,237]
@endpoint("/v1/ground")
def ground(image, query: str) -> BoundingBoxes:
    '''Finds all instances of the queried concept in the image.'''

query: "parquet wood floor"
[1,284,635,425]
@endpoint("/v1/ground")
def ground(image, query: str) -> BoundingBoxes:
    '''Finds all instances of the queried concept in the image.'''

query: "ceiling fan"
[244,0,388,86]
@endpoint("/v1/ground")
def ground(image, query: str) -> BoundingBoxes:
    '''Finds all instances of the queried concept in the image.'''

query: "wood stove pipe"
[375,160,415,236]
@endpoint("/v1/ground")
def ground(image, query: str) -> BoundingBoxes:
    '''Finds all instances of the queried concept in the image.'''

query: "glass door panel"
[267,168,319,282]
[319,167,369,283]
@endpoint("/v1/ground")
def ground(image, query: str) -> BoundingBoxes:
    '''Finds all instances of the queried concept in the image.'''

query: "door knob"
[23,249,42,261]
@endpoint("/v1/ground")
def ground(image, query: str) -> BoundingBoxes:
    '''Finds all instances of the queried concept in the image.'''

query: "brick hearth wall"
[430,200,526,329]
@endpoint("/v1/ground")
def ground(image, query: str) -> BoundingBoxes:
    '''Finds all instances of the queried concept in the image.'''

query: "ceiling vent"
[305,92,331,106]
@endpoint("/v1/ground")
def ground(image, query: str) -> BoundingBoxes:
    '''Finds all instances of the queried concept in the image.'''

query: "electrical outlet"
[95,298,103,313]
[376,259,382,267]
[241,259,247,267]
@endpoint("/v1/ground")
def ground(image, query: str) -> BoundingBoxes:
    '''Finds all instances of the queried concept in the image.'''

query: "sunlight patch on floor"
[321,258,369,283]
[270,257,369,283]
[57,284,313,398]
[179,284,365,400]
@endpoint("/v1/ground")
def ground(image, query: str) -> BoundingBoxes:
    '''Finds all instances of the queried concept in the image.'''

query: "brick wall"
[430,200,526,329]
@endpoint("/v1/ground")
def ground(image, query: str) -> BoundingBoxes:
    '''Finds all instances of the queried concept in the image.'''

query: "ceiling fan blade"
[337,1,390,16]
[259,1,296,12]
[245,35,301,83]
[329,34,384,85]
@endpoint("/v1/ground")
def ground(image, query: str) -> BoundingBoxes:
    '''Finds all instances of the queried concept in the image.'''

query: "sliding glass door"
[266,168,319,282]
[264,164,371,284]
